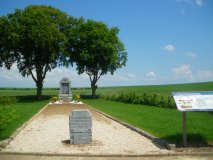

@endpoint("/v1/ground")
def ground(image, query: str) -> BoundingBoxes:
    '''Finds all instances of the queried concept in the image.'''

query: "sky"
[0,0,213,88]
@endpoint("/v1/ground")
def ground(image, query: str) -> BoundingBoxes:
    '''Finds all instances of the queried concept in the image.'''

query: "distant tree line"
[0,5,127,99]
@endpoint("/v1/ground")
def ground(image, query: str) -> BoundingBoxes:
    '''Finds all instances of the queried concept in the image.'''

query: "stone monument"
[58,77,72,102]
[69,109,92,144]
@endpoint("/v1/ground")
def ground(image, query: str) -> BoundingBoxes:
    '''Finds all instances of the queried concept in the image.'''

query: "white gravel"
[4,104,171,155]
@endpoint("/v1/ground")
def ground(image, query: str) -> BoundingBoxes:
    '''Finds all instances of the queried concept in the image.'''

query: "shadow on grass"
[80,94,100,100]
[163,133,212,147]
[16,95,51,103]
[15,94,99,102]
[208,111,213,115]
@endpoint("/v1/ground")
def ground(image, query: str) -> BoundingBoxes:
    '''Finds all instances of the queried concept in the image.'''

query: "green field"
[0,81,213,145]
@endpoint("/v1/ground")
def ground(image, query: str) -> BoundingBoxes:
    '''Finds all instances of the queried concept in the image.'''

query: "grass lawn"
[84,99,213,145]
[0,97,49,140]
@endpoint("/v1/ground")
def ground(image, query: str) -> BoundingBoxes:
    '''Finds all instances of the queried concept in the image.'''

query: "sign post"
[182,112,187,146]
[172,91,213,147]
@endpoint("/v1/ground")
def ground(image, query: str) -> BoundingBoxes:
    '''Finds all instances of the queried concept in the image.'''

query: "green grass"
[0,97,49,140]
[0,81,212,143]
[84,99,213,145]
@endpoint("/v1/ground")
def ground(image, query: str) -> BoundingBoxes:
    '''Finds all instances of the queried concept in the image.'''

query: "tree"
[67,20,127,98]
[0,5,77,99]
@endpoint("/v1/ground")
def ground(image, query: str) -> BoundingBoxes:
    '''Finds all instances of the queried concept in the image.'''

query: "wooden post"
[182,112,187,146]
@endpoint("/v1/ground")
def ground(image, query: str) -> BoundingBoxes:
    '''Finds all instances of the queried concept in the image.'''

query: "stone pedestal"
[69,110,92,144]
[58,77,72,103]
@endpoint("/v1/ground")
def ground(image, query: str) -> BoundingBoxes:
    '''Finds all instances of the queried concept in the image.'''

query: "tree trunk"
[91,83,97,99]
[36,81,43,100]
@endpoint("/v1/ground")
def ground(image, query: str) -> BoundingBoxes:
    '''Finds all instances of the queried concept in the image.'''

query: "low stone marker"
[69,109,92,144]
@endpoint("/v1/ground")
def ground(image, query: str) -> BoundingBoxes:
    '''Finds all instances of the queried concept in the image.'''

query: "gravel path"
[4,104,171,155]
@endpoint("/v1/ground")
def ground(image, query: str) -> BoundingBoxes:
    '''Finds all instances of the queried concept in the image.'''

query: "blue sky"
[0,0,213,88]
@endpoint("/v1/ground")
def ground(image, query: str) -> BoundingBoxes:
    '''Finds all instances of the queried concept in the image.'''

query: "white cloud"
[171,65,213,83]
[172,64,194,81]
[110,74,129,82]
[196,70,213,82]
[98,72,138,86]
[127,73,136,78]
[0,64,139,87]
[0,64,33,82]
[196,0,203,6]
[105,73,136,82]
[163,44,176,52]
[176,0,203,6]
[146,71,156,79]
[176,0,193,4]
[185,52,197,58]
[0,65,90,88]
[180,9,185,15]
[45,67,90,87]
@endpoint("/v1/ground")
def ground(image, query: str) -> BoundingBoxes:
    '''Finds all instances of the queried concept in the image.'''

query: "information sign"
[172,91,213,111]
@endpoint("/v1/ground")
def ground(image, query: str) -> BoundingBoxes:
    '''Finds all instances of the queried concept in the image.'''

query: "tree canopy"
[0,6,127,99]
[67,19,127,98]
[0,5,77,99]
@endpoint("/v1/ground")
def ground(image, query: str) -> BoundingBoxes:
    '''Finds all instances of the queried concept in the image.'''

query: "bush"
[151,93,160,106]
[123,93,136,103]
[100,92,176,109]
[167,95,176,108]
[50,96,59,103]
[74,94,81,101]
[0,96,17,106]
[159,96,166,107]
[0,97,17,130]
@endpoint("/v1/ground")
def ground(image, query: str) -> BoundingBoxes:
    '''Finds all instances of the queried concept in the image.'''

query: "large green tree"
[0,5,76,99]
[67,20,127,98]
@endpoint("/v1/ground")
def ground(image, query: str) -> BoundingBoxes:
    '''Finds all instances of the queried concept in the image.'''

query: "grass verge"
[84,99,213,146]
[0,97,49,141]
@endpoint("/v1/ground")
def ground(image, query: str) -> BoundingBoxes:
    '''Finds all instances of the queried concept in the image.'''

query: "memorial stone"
[69,109,92,144]
[58,77,72,102]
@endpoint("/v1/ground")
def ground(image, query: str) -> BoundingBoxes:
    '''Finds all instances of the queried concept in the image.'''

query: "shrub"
[74,94,81,101]
[50,96,59,103]
[100,92,176,109]
[0,96,17,106]
[159,96,166,107]
[132,95,142,104]
[123,93,136,103]
[142,93,149,105]
[167,95,176,108]
[0,97,17,130]
[150,93,159,106]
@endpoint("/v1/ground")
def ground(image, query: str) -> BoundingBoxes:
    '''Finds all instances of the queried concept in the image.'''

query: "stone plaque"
[62,83,69,94]
[69,109,92,144]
